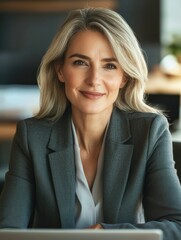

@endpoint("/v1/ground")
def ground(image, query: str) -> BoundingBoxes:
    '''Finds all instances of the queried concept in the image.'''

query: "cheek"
[62,66,84,88]
[105,70,124,89]
[62,71,77,88]
[106,77,123,92]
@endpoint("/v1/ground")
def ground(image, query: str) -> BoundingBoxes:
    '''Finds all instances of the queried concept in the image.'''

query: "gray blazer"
[0,108,181,240]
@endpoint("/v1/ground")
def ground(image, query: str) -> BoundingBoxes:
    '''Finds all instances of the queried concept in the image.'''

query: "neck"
[72,108,112,152]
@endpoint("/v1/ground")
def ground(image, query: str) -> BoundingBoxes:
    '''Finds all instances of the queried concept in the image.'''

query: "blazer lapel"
[103,108,134,223]
[48,109,76,228]
[46,108,134,226]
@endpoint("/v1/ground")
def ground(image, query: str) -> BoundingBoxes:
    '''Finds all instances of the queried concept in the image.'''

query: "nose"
[86,66,101,86]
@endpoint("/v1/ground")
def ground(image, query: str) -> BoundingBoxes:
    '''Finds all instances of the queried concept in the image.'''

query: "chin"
[78,106,112,116]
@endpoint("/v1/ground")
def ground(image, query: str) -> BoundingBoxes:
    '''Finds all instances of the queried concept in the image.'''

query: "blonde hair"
[36,7,160,120]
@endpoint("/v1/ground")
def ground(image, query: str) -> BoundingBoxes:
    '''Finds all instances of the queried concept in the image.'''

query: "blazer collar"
[48,107,131,151]
[47,107,134,226]
[48,108,76,228]
[48,108,73,151]
[107,107,131,143]
[103,108,134,223]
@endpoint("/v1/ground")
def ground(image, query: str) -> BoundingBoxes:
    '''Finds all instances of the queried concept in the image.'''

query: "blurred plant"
[167,34,181,63]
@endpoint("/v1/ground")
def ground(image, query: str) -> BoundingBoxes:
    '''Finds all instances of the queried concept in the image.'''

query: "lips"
[80,90,105,99]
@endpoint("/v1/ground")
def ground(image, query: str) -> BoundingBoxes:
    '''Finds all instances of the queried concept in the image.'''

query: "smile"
[80,91,105,99]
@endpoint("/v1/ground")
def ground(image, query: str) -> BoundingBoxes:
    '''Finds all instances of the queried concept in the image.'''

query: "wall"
[0,0,161,85]
[118,0,161,70]
[161,0,181,46]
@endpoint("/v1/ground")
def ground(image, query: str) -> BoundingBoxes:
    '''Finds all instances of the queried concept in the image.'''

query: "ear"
[119,75,127,89]
[55,63,64,83]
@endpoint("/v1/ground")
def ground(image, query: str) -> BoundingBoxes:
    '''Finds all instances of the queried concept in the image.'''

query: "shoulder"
[16,117,56,134]
[13,118,55,147]
[113,108,169,139]
[15,108,72,139]
[128,111,168,130]
[115,108,168,128]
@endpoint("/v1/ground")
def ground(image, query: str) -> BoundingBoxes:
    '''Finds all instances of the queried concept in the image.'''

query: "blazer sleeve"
[0,120,35,228]
[102,114,181,240]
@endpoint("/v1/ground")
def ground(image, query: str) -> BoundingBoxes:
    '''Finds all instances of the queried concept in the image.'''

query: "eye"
[105,63,117,69]
[73,60,88,66]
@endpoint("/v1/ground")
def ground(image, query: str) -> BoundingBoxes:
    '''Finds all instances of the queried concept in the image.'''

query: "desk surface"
[146,71,181,95]
[146,71,181,141]
[0,123,16,140]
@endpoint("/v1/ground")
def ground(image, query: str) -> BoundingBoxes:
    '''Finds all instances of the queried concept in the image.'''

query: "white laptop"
[0,229,163,240]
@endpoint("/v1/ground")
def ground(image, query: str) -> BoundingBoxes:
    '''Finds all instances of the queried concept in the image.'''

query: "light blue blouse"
[71,121,106,228]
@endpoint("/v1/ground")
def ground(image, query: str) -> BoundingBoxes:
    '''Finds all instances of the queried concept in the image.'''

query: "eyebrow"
[68,53,118,62]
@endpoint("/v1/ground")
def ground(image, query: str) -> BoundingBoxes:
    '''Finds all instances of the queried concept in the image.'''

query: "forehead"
[65,30,116,57]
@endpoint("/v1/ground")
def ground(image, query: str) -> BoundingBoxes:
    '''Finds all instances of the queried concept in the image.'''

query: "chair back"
[173,141,181,183]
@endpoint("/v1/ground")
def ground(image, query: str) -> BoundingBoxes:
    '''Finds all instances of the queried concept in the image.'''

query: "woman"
[0,7,181,240]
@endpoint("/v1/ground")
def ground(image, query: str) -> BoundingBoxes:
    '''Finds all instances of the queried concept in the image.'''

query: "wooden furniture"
[146,69,181,141]
[146,71,181,95]
[0,123,17,140]
[0,0,117,12]
[173,141,181,183]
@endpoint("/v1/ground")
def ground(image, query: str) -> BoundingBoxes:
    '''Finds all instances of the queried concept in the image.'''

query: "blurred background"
[0,0,181,190]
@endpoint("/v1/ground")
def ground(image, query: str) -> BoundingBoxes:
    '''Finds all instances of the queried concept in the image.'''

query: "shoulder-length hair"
[36,7,160,121]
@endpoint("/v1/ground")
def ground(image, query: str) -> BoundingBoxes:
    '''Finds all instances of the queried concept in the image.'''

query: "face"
[57,30,126,117]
